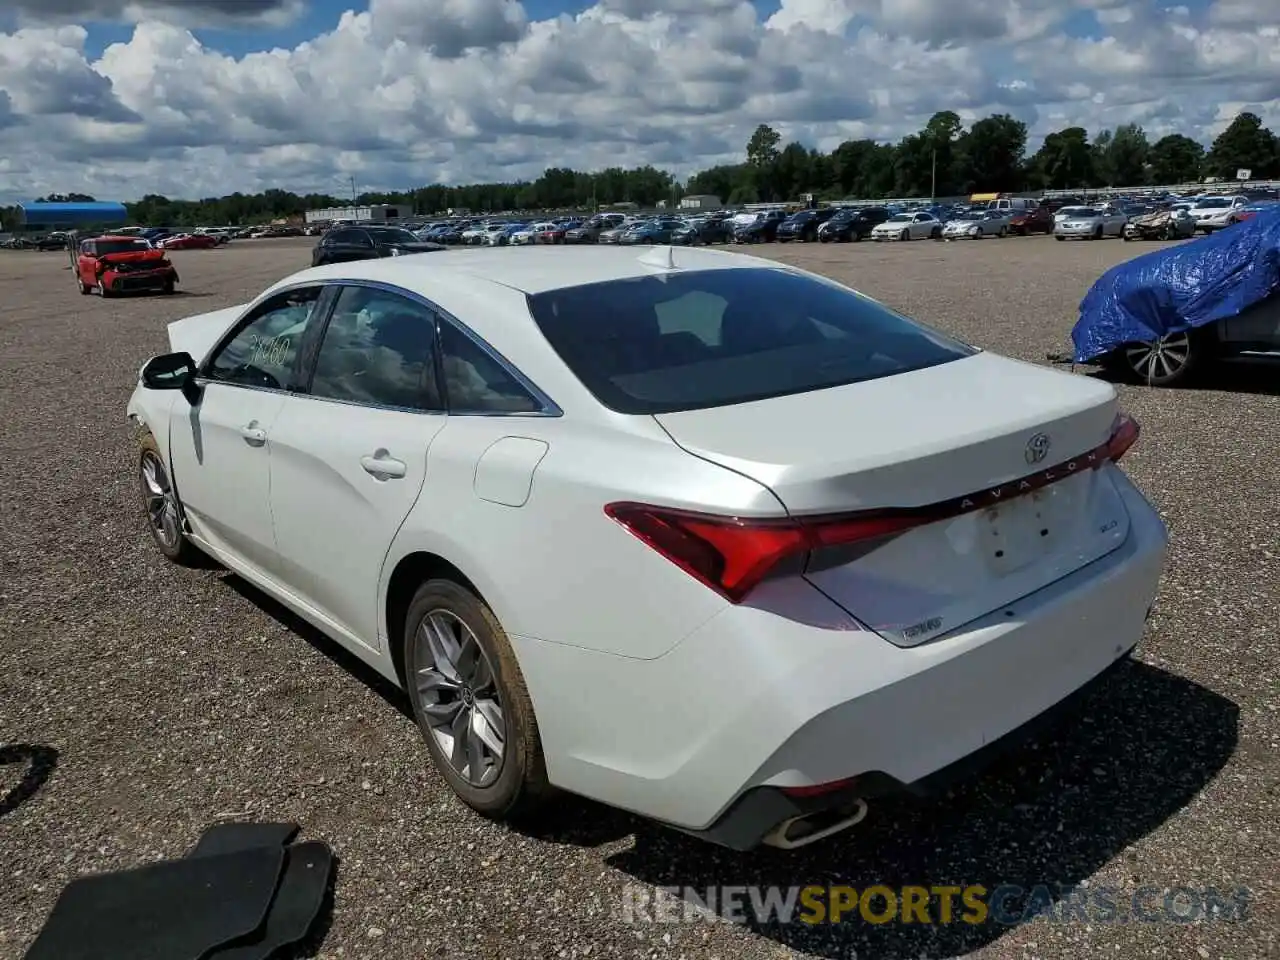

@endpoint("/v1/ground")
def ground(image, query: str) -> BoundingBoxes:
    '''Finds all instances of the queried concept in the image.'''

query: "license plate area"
[981,490,1062,576]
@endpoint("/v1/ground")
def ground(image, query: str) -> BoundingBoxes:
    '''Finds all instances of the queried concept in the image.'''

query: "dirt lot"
[1,236,1276,960]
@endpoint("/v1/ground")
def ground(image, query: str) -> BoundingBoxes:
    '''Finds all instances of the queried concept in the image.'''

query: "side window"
[80,241,93,256]
[308,286,442,411]
[439,322,541,414]
[205,287,323,390]
[351,231,374,249]
[325,229,352,244]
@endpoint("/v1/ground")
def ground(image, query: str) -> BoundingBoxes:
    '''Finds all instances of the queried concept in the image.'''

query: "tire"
[998,226,1007,238]
[931,226,942,239]
[138,432,203,565]
[404,579,551,821]
[78,278,92,295]
[98,279,113,297]
[899,228,909,241]
[1093,227,1103,240]
[1121,329,1206,386]
[161,279,175,295]
[1055,235,1065,241]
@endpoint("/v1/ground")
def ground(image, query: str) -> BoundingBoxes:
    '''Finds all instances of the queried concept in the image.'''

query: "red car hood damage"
[99,249,169,266]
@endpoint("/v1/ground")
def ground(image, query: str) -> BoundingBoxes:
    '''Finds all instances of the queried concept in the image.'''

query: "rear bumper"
[684,651,1134,850]
[513,468,1167,841]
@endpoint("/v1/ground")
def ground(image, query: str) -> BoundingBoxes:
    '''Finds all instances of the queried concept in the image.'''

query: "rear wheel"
[998,226,1008,238]
[930,226,942,239]
[404,579,551,820]
[1122,330,1205,386]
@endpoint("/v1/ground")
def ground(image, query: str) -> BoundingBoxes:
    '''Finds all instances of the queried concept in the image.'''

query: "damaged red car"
[77,235,179,297]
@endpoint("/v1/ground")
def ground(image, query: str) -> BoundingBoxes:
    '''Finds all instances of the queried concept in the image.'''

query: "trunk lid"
[654,352,1132,646]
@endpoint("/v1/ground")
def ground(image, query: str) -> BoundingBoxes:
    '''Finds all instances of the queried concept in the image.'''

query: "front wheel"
[899,228,909,241]
[1121,330,1205,386]
[404,580,551,820]
[138,432,203,565]
[98,279,113,297]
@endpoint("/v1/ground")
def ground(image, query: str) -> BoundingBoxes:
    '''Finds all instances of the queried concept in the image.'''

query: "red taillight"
[781,776,859,799]
[602,503,809,603]
[603,503,928,603]
[1106,413,1140,463]
[606,412,1142,603]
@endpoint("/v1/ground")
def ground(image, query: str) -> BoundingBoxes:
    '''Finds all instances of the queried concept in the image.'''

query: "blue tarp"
[1072,205,1280,362]
[17,201,128,228]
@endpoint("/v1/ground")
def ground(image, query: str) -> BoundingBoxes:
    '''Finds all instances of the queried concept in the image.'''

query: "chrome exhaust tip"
[761,799,868,850]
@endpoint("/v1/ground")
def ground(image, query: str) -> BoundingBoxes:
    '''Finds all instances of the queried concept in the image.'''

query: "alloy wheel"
[414,609,506,788]
[1126,331,1192,383]
[140,451,182,550]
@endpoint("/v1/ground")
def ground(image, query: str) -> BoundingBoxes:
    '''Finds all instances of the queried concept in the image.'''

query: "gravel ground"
[1,235,1276,960]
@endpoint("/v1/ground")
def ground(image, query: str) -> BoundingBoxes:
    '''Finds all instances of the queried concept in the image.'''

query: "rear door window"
[526,268,975,415]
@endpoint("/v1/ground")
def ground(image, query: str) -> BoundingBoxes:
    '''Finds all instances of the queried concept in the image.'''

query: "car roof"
[259,246,794,420]
[285,245,776,296]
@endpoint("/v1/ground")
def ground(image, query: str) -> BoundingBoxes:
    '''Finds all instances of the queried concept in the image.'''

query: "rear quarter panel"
[383,414,785,661]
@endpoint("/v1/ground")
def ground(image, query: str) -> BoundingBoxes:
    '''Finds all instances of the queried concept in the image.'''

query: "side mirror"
[141,351,202,404]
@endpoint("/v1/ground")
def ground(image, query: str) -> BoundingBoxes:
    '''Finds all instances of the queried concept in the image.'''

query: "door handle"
[239,423,267,446]
[361,453,407,479]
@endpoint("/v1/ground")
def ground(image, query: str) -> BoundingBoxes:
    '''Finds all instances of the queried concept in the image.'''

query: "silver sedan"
[1055,206,1128,241]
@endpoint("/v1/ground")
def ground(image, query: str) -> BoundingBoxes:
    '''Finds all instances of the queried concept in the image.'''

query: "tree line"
[2,110,1276,230]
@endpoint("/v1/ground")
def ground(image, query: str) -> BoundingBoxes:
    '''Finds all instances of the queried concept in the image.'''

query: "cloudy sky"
[0,0,1277,201]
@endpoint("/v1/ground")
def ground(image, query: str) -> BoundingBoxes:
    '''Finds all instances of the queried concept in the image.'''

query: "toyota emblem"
[1025,433,1051,464]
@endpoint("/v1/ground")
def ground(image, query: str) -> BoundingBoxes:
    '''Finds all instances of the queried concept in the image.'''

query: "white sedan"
[127,245,1167,850]
[1188,195,1249,233]
[870,212,941,241]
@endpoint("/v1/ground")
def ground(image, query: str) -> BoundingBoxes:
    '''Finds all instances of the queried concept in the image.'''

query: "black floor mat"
[23,846,285,960]
[204,841,333,960]
[188,822,300,858]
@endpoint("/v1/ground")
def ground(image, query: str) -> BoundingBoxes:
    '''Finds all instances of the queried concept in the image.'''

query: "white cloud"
[0,0,1277,200]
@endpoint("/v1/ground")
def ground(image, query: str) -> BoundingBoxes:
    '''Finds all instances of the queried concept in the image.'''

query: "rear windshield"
[1058,207,1097,217]
[525,268,975,415]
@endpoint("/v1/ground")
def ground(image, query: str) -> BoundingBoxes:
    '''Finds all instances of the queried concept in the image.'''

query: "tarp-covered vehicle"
[1122,208,1196,242]
[1073,206,1280,385]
